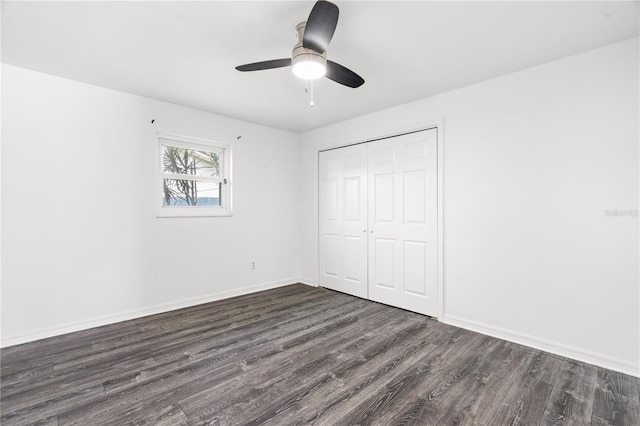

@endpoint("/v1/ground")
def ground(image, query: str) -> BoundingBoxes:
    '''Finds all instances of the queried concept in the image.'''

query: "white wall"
[299,38,639,375]
[2,38,638,376]
[1,64,301,345]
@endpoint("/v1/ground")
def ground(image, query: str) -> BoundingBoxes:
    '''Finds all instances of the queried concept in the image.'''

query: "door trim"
[316,119,445,320]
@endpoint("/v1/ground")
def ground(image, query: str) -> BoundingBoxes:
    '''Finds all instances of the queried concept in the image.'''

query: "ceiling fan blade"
[325,60,364,88]
[303,0,339,53]
[236,58,292,72]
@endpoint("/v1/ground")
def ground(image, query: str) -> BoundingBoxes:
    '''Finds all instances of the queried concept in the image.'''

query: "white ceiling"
[2,1,638,133]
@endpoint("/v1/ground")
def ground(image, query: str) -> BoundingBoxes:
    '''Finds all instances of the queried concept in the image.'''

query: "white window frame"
[156,133,232,217]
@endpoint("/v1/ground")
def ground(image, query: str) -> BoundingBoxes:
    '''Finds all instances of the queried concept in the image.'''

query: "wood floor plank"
[19,415,58,426]
[104,401,190,426]
[592,387,640,425]
[597,368,640,401]
[488,350,564,425]
[182,301,396,422]
[57,363,242,425]
[0,363,55,391]
[590,367,640,425]
[265,319,441,425]
[2,284,638,426]
[394,338,525,425]
[324,328,487,425]
[540,358,598,425]
[1,321,142,369]
[109,297,379,400]
[129,285,332,337]
[136,292,364,367]
[212,314,435,425]
[55,290,333,372]
[2,356,157,403]
[447,341,532,426]
[1,382,105,426]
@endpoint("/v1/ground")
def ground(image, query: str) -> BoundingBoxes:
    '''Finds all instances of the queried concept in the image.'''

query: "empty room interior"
[1,1,639,425]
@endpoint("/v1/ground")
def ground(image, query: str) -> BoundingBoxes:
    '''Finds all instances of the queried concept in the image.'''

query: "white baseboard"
[298,277,318,287]
[1,278,302,348]
[443,314,640,378]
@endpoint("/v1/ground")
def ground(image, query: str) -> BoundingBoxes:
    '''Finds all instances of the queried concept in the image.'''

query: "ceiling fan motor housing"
[292,21,327,80]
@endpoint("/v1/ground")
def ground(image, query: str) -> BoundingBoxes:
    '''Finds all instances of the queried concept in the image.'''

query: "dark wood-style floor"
[1,284,638,425]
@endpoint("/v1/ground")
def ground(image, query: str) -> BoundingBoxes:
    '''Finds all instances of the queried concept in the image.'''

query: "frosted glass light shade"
[292,60,326,80]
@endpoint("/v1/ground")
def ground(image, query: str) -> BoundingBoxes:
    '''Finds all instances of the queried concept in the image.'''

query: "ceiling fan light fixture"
[292,56,326,80]
[291,22,326,80]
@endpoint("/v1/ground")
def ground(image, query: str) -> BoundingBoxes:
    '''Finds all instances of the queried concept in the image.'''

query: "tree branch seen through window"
[162,147,221,206]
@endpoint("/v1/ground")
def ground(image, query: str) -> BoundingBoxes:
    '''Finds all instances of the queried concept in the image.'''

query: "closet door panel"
[318,144,368,298]
[368,129,438,316]
[319,149,343,290]
[373,237,396,289]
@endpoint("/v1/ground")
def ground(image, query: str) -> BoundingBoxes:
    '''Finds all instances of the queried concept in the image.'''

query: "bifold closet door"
[318,144,368,298]
[318,128,438,316]
[367,129,438,316]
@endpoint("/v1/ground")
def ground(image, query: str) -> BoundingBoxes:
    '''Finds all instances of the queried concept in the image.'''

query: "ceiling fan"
[235,0,364,88]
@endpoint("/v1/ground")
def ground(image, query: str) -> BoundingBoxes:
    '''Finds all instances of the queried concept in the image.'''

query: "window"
[157,134,231,217]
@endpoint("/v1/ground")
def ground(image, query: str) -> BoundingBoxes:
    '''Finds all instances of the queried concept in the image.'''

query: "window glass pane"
[162,145,221,177]
[162,179,221,206]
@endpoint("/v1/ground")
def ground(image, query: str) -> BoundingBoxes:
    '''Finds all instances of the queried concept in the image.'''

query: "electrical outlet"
[251,261,256,269]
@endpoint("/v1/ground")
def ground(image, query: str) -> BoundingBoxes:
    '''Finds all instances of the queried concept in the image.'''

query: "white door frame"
[316,119,445,320]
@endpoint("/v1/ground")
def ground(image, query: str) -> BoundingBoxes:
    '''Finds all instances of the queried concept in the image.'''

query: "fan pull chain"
[303,80,315,107]
[310,81,315,107]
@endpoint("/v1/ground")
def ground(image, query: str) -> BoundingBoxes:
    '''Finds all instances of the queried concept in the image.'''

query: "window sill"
[156,207,233,218]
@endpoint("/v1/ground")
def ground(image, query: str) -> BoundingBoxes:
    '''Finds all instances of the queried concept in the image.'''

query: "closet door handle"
[363,229,367,233]
[370,230,374,233]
